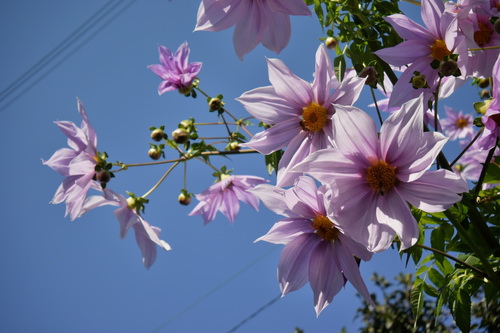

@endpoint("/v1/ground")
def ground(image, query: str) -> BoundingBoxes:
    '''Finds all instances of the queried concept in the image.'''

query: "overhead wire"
[0,0,138,112]
[152,247,279,332]
[226,294,282,333]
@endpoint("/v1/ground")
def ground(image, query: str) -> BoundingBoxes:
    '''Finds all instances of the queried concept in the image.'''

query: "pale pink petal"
[376,190,419,250]
[261,11,290,54]
[219,189,240,222]
[255,218,313,245]
[333,104,379,160]
[249,184,294,217]
[308,242,343,316]
[233,1,265,59]
[374,40,430,67]
[328,75,366,106]
[243,118,301,154]
[311,44,334,104]
[283,176,322,218]
[267,58,313,108]
[268,0,311,15]
[279,233,319,295]
[236,86,299,124]
[385,14,433,42]
[421,0,444,38]
[397,170,468,212]
[194,0,247,32]
[334,242,374,305]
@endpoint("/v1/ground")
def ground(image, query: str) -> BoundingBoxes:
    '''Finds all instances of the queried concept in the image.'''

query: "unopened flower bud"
[180,119,193,129]
[478,78,490,89]
[325,37,338,50]
[148,148,162,160]
[480,89,491,99]
[178,85,193,96]
[495,19,500,35]
[410,73,428,89]
[209,97,222,111]
[95,170,111,184]
[178,192,191,206]
[151,128,165,142]
[229,141,240,150]
[172,128,189,144]
[190,132,198,140]
[439,58,458,77]
[358,66,377,86]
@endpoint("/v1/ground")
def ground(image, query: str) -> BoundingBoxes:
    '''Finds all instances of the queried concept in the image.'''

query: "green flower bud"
[178,85,193,96]
[478,78,490,89]
[178,192,191,206]
[172,128,189,144]
[325,37,338,50]
[358,66,377,86]
[151,128,165,142]
[439,58,458,77]
[209,97,222,111]
[95,170,111,184]
[480,89,491,99]
[148,148,162,160]
[410,72,428,89]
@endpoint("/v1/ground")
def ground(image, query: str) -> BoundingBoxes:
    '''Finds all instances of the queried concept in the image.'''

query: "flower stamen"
[456,117,469,129]
[301,102,328,132]
[430,39,452,61]
[366,160,398,195]
[312,215,339,241]
[474,22,493,46]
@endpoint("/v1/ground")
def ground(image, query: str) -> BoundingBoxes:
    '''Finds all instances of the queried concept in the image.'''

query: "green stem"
[369,86,383,126]
[444,210,500,289]
[450,128,483,167]
[417,244,488,278]
[142,161,180,198]
[474,137,498,195]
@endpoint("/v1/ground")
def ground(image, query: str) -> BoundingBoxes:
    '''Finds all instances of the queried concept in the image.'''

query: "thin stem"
[469,46,500,51]
[402,0,421,6]
[142,161,180,198]
[195,156,220,173]
[433,77,443,169]
[183,161,187,190]
[417,244,488,278]
[220,113,233,137]
[194,122,238,126]
[474,137,498,195]
[450,128,484,167]
[370,86,383,126]
[194,86,210,99]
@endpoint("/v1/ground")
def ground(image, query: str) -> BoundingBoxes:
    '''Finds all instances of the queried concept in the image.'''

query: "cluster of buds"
[172,118,198,145]
[93,151,115,188]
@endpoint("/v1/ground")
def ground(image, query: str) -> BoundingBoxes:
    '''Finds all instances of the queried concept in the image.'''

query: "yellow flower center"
[456,117,469,129]
[366,160,398,195]
[312,215,339,242]
[430,39,452,61]
[473,22,493,46]
[301,102,328,132]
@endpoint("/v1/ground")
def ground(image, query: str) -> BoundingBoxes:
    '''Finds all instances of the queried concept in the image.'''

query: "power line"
[226,294,282,333]
[152,247,279,332]
[0,0,138,112]
[0,0,118,102]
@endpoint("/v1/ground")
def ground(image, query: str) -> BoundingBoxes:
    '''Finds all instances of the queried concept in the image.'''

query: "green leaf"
[435,284,449,327]
[422,282,439,298]
[428,267,444,287]
[484,156,500,183]
[431,227,445,263]
[265,150,283,175]
[334,54,346,82]
[410,280,424,329]
[453,288,471,333]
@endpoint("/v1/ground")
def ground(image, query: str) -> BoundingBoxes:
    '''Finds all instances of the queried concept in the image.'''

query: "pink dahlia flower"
[251,176,373,316]
[237,44,366,186]
[148,42,202,95]
[375,0,467,108]
[80,188,172,269]
[293,95,469,252]
[478,57,500,150]
[189,174,268,224]
[43,99,99,221]
[441,105,475,141]
[194,0,311,60]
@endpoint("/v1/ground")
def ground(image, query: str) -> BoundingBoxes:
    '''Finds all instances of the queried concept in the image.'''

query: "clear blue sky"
[0,1,480,332]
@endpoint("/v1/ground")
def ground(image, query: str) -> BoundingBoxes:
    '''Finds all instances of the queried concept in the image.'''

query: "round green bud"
[358,66,377,86]
[411,74,427,89]
[439,58,458,77]
[95,170,111,184]
[325,37,338,50]
[478,78,490,89]
[209,97,222,111]
[151,128,164,142]
[172,128,189,144]
[480,89,491,99]
[148,148,161,160]
[178,85,192,96]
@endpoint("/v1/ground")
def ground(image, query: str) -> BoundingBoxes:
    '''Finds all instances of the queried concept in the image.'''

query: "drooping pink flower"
[375,0,468,108]
[189,174,268,224]
[43,99,99,221]
[441,105,475,141]
[148,42,202,95]
[293,95,469,252]
[250,176,373,316]
[478,57,500,150]
[237,44,366,186]
[194,0,311,60]
[80,188,172,269]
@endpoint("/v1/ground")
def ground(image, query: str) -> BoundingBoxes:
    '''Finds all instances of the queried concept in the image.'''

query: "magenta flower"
[293,95,469,252]
[194,0,311,60]
[80,188,172,269]
[375,0,467,108]
[43,99,99,221]
[148,42,202,95]
[441,105,475,141]
[478,57,500,150]
[237,44,366,186]
[189,174,268,224]
[250,176,373,315]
